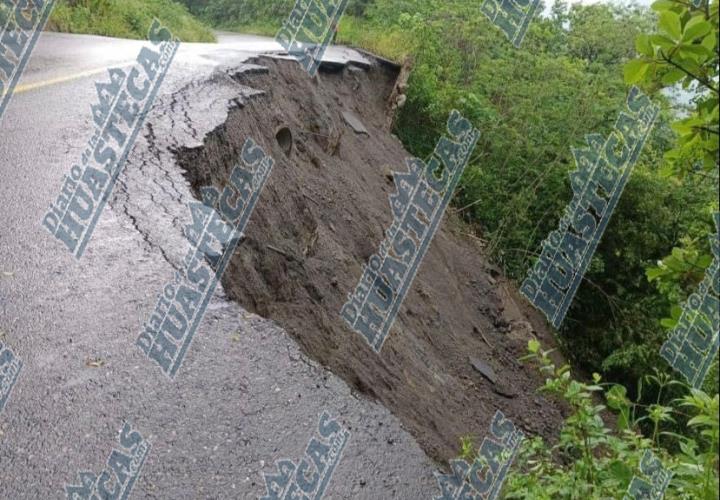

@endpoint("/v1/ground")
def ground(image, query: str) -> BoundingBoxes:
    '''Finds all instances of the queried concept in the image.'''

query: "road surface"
[0,31,436,499]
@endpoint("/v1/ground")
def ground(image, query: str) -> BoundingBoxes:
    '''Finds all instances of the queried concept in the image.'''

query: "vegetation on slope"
[176,0,293,35]
[48,0,216,42]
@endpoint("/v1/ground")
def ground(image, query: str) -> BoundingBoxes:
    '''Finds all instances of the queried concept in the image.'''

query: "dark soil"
[174,56,566,464]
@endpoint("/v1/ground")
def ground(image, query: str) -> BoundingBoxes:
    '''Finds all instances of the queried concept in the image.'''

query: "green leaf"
[703,151,716,170]
[659,11,682,40]
[701,32,716,51]
[679,439,697,457]
[606,384,629,410]
[646,267,665,280]
[670,305,683,320]
[650,34,676,50]
[661,68,686,84]
[528,338,540,354]
[681,58,702,75]
[624,59,649,84]
[671,119,693,134]
[661,317,678,329]
[651,0,676,11]
[608,460,634,483]
[635,34,654,57]
[678,44,713,61]
[688,415,716,427]
[682,17,712,41]
[696,254,712,267]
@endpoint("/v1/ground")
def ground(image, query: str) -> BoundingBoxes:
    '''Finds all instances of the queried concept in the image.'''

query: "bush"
[335,0,717,400]
[49,0,216,42]
[502,341,719,499]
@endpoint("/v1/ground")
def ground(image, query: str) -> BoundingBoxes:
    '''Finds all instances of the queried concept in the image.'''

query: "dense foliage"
[625,0,719,349]
[175,0,293,31]
[175,0,373,32]
[333,0,718,397]
[48,0,215,42]
[626,0,719,179]
[502,341,718,499]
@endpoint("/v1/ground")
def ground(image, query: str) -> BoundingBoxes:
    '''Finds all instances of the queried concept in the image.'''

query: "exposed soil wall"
[174,56,566,463]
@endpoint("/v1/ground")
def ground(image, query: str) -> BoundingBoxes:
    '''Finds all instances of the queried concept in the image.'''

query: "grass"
[47,0,216,43]
[215,21,278,37]
[40,1,407,58]
[211,14,412,63]
[335,16,411,62]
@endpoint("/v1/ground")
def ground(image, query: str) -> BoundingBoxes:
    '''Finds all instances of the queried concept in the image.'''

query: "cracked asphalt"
[0,32,437,499]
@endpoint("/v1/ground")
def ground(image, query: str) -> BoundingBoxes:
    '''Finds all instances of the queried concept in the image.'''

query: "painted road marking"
[6,62,135,96]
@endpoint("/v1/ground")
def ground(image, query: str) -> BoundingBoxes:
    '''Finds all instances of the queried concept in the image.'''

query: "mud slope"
[174,56,565,462]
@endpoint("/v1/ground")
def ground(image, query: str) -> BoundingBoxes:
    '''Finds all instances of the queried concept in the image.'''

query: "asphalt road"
[0,32,436,499]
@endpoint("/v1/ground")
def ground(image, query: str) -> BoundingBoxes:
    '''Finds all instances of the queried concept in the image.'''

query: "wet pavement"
[0,31,436,499]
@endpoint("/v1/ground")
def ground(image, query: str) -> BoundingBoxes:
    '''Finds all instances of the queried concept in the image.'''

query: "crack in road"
[2,35,442,499]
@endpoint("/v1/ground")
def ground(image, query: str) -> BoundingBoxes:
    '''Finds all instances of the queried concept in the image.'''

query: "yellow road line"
[10,62,134,96]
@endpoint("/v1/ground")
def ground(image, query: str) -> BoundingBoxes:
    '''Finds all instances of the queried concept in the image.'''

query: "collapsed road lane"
[0,31,435,498]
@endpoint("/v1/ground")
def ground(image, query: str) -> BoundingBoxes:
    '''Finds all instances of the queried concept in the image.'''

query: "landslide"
[174,55,566,463]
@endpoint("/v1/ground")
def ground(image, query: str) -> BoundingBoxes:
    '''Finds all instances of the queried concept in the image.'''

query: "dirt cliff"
[174,55,566,463]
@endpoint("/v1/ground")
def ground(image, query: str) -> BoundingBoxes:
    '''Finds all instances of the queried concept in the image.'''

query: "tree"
[625,0,719,178]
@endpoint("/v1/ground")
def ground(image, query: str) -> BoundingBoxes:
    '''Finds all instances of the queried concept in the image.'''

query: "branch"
[694,126,719,135]
[659,51,719,94]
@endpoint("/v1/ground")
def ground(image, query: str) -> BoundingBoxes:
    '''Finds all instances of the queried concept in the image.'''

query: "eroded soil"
[174,56,566,463]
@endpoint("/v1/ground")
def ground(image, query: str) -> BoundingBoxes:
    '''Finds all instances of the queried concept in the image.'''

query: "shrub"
[49,0,216,42]
[503,341,719,499]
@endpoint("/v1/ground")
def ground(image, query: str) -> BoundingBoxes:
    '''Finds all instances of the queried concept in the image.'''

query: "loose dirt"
[174,55,566,463]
